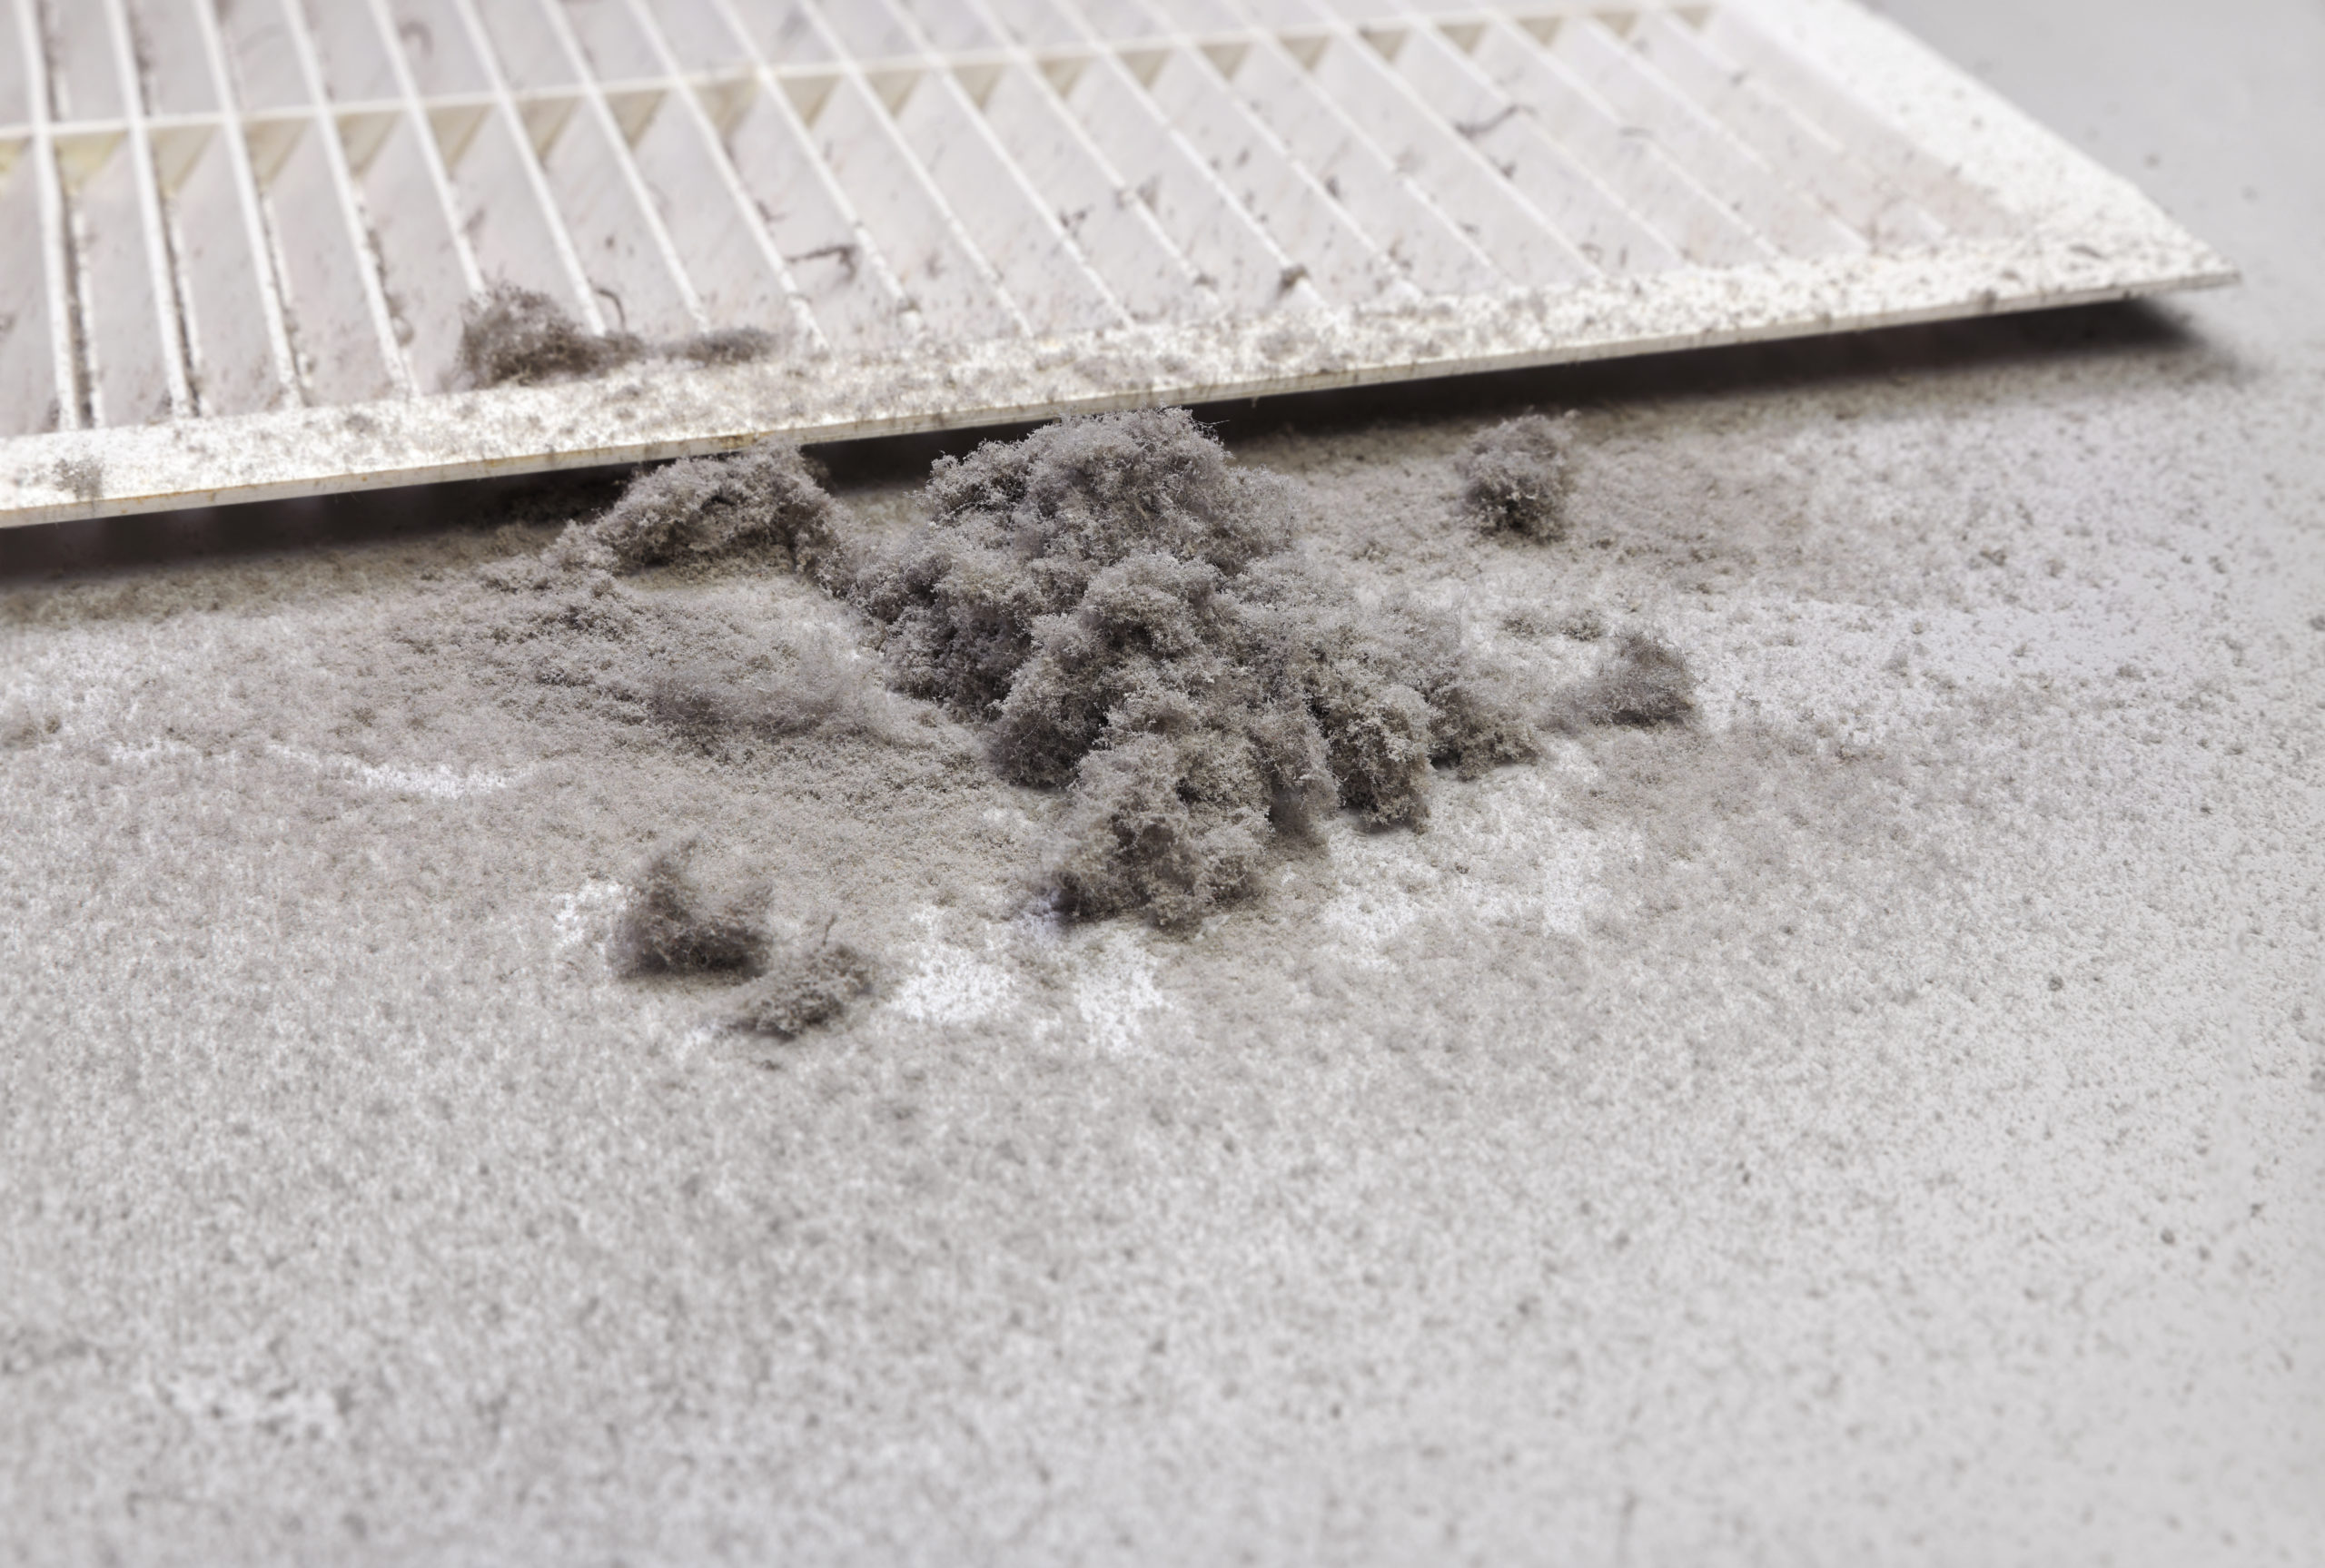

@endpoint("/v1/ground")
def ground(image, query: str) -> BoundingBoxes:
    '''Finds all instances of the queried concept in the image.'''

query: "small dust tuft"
[610,843,767,978]
[855,408,1536,927]
[469,445,900,755]
[674,328,780,366]
[1459,413,1577,540]
[728,927,878,1038]
[1548,633,1697,731]
[458,282,645,389]
[555,439,843,580]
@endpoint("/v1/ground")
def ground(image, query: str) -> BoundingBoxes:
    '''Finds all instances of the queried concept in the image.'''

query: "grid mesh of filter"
[0,0,2232,523]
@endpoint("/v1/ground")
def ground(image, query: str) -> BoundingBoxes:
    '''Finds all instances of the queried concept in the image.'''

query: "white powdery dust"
[269,743,533,800]
[886,909,1017,1026]
[1535,830,1615,937]
[1070,927,1172,1056]
[1320,768,1616,964]
[1681,595,2187,740]
[553,880,628,965]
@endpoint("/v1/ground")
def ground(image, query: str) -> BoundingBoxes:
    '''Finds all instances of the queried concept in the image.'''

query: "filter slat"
[1697,7,2011,238]
[1628,11,1943,250]
[1548,15,1861,259]
[977,62,1215,325]
[60,0,193,425]
[214,0,312,112]
[882,0,1212,324]
[177,0,316,412]
[608,0,827,350]
[863,0,1131,336]
[305,0,484,390]
[248,114,409,403]
[787,56,1028,340]
[1133,44,1406,307]
[991,0,1316,312]
[498,0,709,338]
[5,0,82,431]
[1470,17,1766,268]
[1049,48,1317,315]
[42,0,128,119]
[376,0,607,332]
[153,119,296,414]
[1265,25,1594,288]
[0,136,63,434]
[0,0,25,126]
[1,1,57,435]
[229,0,415,402]
[1208,36,1501,296]
[717,74,915,350]
[718,0,835,66]
[885,67,1127,336]
[1379,17,1680,277]
[696,0,917,350]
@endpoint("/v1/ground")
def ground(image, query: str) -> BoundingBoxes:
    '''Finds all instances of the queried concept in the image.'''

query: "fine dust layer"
[8,38,2325,1550]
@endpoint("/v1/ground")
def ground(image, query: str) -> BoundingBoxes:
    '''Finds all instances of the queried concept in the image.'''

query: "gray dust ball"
[610,848,879,1035]
[1548,633,1698,731]
[557,439,843,580]
[610,844,767,978]
[855,408,1537,927]
[1459,413,1577,539]
[458,281,645,389]
[728,928,878,1038]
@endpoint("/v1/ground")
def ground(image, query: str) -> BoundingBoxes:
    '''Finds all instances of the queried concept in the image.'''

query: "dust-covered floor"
[5,2,2325,1563]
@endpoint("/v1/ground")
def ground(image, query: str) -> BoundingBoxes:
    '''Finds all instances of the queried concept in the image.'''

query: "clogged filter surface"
[0,0,2233,526]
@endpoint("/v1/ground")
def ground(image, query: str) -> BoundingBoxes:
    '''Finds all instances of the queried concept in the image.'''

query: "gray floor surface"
[4,1,2321,1563]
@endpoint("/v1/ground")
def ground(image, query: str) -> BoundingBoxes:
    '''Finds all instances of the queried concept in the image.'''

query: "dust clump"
[1561,607,1608,642]
[1459,413,1576,540]
[1548,634,1697,732]
[553,440,842,580]
[1498,604,1558,639]
[458,282,644,389]
[456,287,786,390]
[675,328,779,366]
[469,443,903,755]
[728,925,878,1038]
[855,408,1536,927]
[610,843,767,978]
[610,846,880,1036]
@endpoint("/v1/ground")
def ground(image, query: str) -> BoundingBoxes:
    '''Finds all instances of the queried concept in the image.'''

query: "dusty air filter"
[0,0,2231,527]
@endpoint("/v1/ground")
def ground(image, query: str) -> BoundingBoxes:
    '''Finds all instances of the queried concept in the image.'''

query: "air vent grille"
[0,0,2232,525]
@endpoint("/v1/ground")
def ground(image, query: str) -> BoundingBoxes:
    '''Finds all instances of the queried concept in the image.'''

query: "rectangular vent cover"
[0,0,2232,526]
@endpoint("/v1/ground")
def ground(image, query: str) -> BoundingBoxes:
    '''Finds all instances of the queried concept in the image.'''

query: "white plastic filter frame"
[0,0,2233,528]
